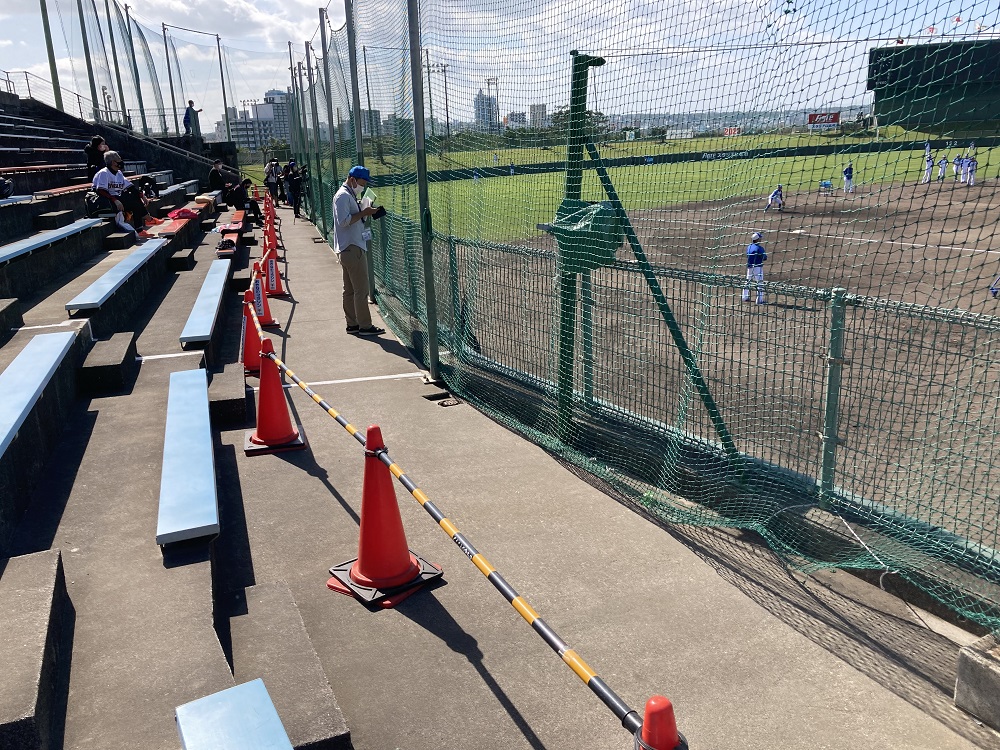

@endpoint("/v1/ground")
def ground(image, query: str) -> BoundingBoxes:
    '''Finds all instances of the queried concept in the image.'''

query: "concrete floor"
[9,203,1000,749]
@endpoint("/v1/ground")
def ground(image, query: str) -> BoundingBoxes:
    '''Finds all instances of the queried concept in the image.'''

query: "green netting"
[291,0,1000,631]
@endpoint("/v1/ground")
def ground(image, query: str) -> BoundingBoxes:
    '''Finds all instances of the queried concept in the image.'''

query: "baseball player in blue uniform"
[921,154,933,183]
[953,155,963,180]
[764,185,783,211]
[843,163,854,193]
[937,156,948,181]
[742,232,767,304]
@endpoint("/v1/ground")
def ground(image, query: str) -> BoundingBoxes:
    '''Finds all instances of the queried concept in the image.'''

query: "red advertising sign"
[808,112,840,130]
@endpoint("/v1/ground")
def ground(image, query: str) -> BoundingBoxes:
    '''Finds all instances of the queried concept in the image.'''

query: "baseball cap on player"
[751,232,763,242]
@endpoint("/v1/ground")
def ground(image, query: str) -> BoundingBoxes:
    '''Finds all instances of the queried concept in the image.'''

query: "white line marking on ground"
[251,371,424,391]
[135,351,205,362]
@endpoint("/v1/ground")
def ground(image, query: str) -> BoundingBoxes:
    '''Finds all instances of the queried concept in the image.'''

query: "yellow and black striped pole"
[246,309,646,737]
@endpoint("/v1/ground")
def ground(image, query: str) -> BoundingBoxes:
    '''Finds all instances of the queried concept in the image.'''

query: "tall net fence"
[294,0,1000,630]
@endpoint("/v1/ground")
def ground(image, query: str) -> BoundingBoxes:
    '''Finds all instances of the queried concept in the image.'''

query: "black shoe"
[346,325,359,333]
[357,326,385,336]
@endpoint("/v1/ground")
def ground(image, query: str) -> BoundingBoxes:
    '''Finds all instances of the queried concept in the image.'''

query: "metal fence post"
[406,0,442,382]
[305,41,327,235]
[819,287,848,509]
[581,269,594,405]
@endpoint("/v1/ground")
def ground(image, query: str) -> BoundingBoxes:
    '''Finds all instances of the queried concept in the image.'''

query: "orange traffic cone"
[252,183,261,201]
[244,338,306,455]
[251,261,280,327]
[639,696,687,750]
[265,254,288,297]
[241,290,261,374]
[266,221,279,251]
[328,425,443,607]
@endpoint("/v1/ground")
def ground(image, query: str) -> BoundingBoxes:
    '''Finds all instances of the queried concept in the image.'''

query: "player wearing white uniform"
[763,185,783,211]
[968,157,977,186]
[953,155,962,180]
[962,157,971,183]
[843,163,854,193]
[742,232,767,304]
[937,157,948,181]
[921,154,933,184]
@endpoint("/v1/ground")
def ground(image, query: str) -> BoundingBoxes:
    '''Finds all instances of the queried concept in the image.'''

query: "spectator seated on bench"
[227,179,263,226]
[65,239,167,313]
[85,150,164,235]
[179,259,231,348]
[156,368,219,546]
[175,679,293,749]
[216,211,244,257]
[0,331,77,460]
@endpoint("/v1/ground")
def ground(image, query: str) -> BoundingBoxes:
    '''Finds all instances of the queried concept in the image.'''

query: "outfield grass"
[369,145,995,244]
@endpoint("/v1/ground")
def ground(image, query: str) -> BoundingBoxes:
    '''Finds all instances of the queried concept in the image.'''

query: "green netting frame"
[292,0,1000,631]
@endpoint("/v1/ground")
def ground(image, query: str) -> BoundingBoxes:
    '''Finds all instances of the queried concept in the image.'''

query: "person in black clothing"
[282,160,302,217]
[229,178,263,225]
[208,159,235,194]
[84,135,108,181]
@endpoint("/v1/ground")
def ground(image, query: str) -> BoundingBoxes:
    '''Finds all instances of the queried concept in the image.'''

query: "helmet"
[777,184,782,189]
[751,232,762,242]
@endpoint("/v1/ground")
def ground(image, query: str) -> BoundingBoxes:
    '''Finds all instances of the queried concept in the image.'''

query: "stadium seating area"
[0,94,347,750]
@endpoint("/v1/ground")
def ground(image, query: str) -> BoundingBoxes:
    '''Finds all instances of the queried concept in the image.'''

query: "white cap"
[751,232,762,242]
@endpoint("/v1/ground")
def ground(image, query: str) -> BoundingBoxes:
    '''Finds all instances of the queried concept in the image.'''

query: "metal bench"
[64,239,167,312]
[0,195,32,208]
[159,183,187,198]
[155,368,219,545]
[0,218,102,265]
[175,679,293,750]
[33,183,91,198]
[179,179,200,194]
[180,259,231,347]
[0,331,76,459]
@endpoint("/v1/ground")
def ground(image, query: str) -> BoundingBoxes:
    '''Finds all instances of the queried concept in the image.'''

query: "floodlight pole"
[163,24,180,134]
[104,0,127,124]
[38,0,64,111]
[124,5,148,134]
[406,0,441,383]
[217,35,231,142]
[75,0,102,120]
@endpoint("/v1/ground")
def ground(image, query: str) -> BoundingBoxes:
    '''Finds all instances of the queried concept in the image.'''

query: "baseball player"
[962,156,971,183]
[953,154,963,180]
[843,163,854,193]
[937,156,948,181]
[763,185,783,211]
[968,157,978,186]
[742,232,767,304]
[921,154,933,183]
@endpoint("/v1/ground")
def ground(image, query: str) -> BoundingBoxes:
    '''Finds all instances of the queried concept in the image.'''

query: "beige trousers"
[337,245,372,328]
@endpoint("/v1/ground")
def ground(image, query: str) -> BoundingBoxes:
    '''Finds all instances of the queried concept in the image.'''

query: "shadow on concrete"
[126,272,179,343]
[9,406,98,558]
[210,441,256,594]
[556,459,1000,749]
[396,591,550,750]
[160,540,212,568]
[47,593,76,750]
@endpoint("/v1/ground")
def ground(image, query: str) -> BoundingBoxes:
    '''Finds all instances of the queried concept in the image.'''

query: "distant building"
[262,89,291,144]
[507,111,527,127]
[474,88,499,131]
[361,109,381,137]
[529,103,547,128]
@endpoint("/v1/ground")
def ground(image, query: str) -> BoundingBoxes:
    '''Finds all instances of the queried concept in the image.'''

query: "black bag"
[0,177,14,200]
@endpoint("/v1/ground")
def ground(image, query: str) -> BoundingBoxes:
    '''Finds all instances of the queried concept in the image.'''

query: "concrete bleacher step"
[209,364,249,428]
[0,549,72,750]
[229,582,352,750]
[79,332,138,396]
[33,209,76,231]
[104,231,136,250]
[167,245,196,272]
[0,298,23,347]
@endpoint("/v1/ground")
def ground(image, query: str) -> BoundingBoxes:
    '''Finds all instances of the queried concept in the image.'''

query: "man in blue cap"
[332,165,384,335]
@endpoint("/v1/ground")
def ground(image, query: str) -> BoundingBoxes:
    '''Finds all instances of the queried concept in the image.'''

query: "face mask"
[353,184,364,199]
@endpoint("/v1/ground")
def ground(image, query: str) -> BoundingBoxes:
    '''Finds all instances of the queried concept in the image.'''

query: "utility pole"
[163,24,180,134]
[104,0,127,125]
[124,5,147,134]
[38,0,63,111]
[217,35,231,141]
[424,49,435,138]
[75,0,101,120]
